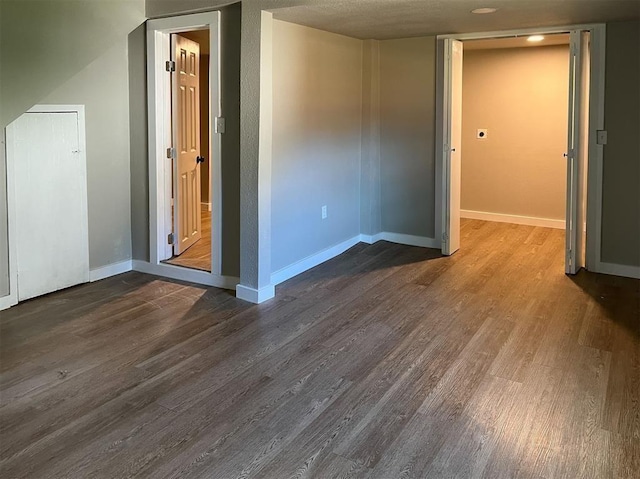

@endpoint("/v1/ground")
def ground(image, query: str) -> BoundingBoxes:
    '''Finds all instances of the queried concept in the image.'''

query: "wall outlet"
[477,129,488,139]
[321,205,327,219]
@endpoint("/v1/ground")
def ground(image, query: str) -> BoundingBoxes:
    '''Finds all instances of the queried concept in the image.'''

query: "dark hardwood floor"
[1,219,638,478]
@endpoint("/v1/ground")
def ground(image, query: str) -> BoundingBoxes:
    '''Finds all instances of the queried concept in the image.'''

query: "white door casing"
[6,109,89,301]
[146,12,233,289]
[565,30,590,275]
[442,38,463,256]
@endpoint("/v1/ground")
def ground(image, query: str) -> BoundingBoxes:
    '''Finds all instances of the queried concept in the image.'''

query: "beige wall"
[461,45,569,221]
[601,20,640,267]
[271,20,363,272]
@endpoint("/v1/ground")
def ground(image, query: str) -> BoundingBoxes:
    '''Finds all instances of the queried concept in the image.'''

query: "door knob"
[196,156,205,164]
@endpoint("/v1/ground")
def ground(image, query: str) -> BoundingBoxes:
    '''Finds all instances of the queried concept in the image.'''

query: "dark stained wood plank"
[1,219,638,479]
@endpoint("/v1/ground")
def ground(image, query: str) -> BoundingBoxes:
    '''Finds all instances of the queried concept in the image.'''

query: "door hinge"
[168,233,175,245]
[214,117,226,134]
[166,147,175,159]
[166,60,176,72]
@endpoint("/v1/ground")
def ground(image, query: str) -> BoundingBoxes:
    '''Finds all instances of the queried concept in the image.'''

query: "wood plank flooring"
[1,219,638,478]
[165,206,212,271]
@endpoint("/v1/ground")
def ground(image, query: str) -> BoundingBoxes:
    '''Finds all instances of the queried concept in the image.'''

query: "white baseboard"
[0,293,18,311]
[271,235,362,286]
[236,284,275,304]
[132,260,239,290]
[360,232,439,249]
[596,261,640,280]
[89,260,133,282]
[461,210,565,229]
[360,233,383,244]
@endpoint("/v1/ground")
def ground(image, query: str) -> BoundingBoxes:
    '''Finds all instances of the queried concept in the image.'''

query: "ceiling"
[464,33,570,50]
[271,0,640,40]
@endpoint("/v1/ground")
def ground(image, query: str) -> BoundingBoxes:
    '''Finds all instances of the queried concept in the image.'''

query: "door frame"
[146,12,231,288]
[2,105,88,310]
[435,23,606,272]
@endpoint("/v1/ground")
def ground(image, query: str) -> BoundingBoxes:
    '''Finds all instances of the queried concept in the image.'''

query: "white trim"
[146,12,223,287]
[461,210,565,229]
[586,25,606,272]
[375,232,440,249]
[271,235,361,286]
[360,232,439,248]
[596,262,640,280]
[360,233,383,244]
[436,24,606,271]
[0,295,17,311]
[89,260,133,282]
[201,202,212,212]
[132,260,239,290]
[236,284,275,304]
[438,24,603,40]
[4,125,18,310]
[5,105,88,309]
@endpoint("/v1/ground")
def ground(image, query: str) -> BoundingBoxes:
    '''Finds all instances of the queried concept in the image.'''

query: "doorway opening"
[163,28,212,272]
[146,12,234,289]
[459,33,571,266]
[436,25,606,276]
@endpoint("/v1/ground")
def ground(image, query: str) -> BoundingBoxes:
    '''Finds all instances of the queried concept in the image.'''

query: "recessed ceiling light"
[471,7,498,14]
[527,35,545,42]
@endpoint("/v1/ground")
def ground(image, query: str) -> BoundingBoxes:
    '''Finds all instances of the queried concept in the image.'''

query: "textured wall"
[461,45,569,221]
[379,36,437,238]
[601,20,640,267]
[271,20,363,272]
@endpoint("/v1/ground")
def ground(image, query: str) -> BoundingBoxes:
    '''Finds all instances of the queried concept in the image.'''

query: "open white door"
[565,31,590,274]
[172,34,203,255]
[442,39,463,255]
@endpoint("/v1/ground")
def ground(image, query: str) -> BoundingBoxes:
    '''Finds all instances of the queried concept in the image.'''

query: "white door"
[442,39,463,255]
[172,34,202,255]
[565,31,590,274]
[6,111,89,301]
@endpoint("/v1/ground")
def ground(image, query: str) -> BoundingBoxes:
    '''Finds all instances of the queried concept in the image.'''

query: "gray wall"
[379,37,437,238]
[0,0,144,127]
[129,24,150,264]
[360,40,382,236]
[40,42,134,269]
[271,20,363,272]
[220,4,242,277]
[601,20,640,267]
[129,3,242,277]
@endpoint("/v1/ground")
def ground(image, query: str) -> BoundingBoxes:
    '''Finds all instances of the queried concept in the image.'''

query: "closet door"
[7,110,89,300]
